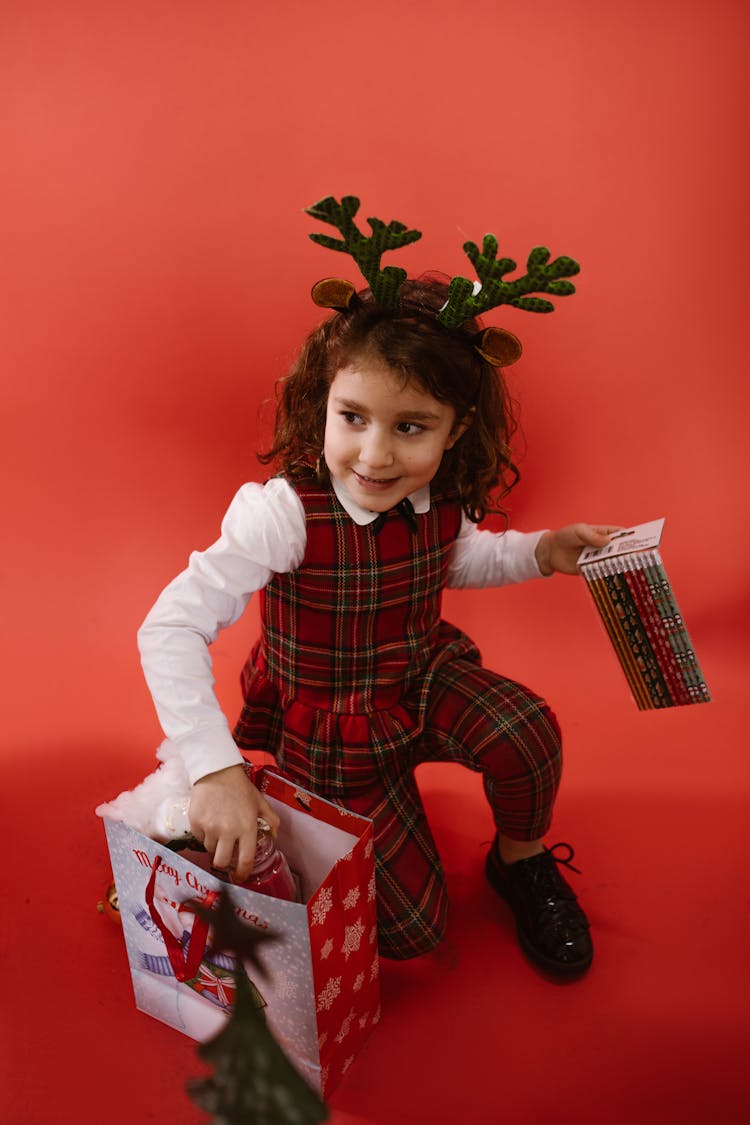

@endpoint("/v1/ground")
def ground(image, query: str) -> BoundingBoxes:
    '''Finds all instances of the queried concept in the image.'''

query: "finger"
[211,835,237,874]
[564,523,601,545]
[588,530,614,545]
[561,524,602,549]
[592,525,627,537]
[576,524,622,546]
[258,796,281,836]
[235,827,260,884]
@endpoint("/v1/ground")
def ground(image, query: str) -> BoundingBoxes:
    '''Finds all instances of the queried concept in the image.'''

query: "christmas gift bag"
[102,768,380,1098]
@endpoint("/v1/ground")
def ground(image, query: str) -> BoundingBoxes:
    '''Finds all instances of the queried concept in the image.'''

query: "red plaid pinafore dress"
[234,481,562,959]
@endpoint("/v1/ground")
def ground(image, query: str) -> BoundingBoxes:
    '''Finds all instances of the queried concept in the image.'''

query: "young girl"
[138,241,618,978]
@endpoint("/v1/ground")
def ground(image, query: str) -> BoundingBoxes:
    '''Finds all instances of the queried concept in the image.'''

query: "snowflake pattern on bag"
[316,976,342,1012]
[304,815,380,1095]
[311,886,334,926]
[335,1007,357,1044]
[342,918,365,960]
[320,937,334,960]
[343,887,360,910]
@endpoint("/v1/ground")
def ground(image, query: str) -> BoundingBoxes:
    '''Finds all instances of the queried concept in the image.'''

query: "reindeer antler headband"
[306,194,581,367]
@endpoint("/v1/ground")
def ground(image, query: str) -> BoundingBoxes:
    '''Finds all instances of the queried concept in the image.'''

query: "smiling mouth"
[353,471,399,488]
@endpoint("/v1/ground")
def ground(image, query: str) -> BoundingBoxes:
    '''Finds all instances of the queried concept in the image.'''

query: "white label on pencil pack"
[577,518,665,566]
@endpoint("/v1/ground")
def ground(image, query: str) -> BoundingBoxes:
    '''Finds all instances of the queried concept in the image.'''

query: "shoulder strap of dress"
[282,476,341,519]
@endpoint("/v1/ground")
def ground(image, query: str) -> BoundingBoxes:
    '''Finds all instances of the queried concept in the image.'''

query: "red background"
[2,2,748,1123]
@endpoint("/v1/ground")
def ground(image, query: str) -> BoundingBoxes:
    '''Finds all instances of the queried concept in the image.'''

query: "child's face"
[324,357,466,512]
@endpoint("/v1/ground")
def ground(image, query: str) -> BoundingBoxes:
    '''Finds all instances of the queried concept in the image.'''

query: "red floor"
[5,626,747,1125]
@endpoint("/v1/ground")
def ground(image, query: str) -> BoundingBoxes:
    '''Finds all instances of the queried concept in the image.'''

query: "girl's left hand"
[535,523,625,576]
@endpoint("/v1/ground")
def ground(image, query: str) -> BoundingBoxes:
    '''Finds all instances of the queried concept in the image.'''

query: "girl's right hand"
[188,764,281,882]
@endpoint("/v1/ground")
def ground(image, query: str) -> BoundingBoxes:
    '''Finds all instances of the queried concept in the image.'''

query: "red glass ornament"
[232,818,299,902]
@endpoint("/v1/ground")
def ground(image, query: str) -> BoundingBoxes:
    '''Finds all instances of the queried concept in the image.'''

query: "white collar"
[331,476,431,526]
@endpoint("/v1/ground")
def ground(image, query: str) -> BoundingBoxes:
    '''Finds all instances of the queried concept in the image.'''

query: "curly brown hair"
[258,275,520,522]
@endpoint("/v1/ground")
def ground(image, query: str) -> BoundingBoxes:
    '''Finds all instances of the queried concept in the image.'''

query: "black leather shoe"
[485,838,593,977]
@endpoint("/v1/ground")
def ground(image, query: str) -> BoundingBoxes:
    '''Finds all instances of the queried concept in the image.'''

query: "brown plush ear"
[310,277,359,311]
[473,326,523,367]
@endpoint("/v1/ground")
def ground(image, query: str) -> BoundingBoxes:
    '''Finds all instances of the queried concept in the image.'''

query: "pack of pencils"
[577,519,710,709]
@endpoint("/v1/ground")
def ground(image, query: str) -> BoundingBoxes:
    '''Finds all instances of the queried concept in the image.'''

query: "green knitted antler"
[438,235,580,328]
[306,195,422,310]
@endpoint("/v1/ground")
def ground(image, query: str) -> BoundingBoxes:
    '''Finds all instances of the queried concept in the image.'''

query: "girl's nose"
[360,428,394,468]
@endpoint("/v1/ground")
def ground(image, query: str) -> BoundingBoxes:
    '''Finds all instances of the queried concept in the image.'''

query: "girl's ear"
[445,408,475,450]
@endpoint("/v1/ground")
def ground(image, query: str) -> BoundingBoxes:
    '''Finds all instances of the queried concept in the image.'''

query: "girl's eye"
[396,421,424,436]
[341,411,364,426]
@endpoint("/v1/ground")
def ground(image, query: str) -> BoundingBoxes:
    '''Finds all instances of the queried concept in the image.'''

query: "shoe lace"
[531,843,587,935]
[545,841,581,875]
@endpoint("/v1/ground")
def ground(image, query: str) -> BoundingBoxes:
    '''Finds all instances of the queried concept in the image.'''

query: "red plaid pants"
[276,654,562,961]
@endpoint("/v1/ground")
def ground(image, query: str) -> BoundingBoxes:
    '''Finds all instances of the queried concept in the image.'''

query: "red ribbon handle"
[145,856,218,982]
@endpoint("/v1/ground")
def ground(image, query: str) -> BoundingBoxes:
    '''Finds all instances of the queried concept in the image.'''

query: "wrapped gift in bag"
[100,767,380,1098]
